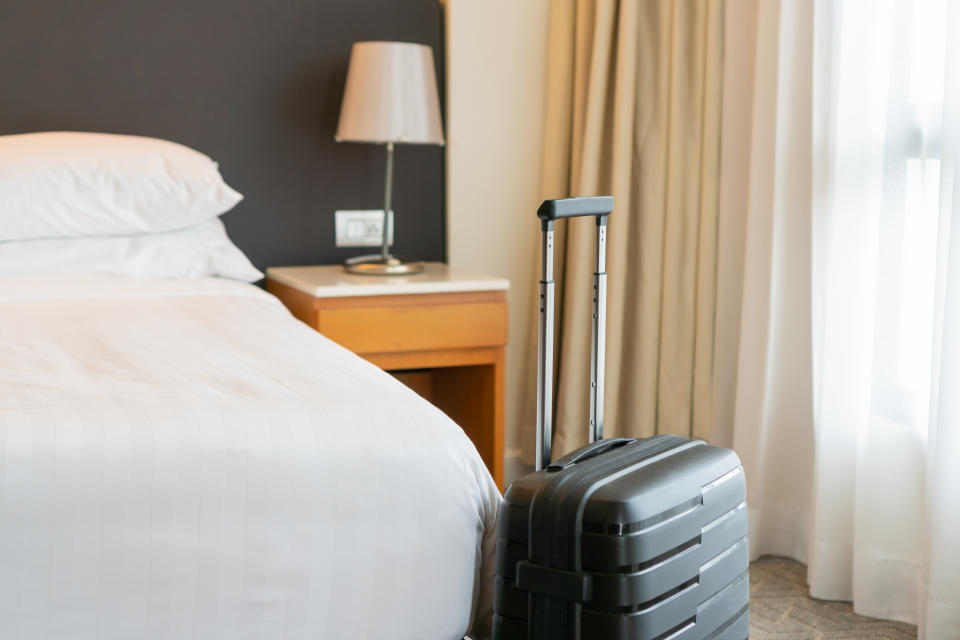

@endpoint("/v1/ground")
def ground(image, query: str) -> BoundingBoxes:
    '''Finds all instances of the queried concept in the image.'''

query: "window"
[871,0,948,433]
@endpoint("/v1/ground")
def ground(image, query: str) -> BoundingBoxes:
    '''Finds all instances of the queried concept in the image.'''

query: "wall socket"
[334,210,394,248]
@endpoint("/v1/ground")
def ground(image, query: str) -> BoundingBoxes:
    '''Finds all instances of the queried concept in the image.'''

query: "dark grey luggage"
[491,197,749,640]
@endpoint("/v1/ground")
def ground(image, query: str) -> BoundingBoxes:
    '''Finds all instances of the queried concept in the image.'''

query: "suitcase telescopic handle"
[537,196,614,223]
[535,197,612,470]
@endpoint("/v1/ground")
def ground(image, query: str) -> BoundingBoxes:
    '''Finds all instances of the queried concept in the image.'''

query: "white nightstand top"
[266,262,510,298]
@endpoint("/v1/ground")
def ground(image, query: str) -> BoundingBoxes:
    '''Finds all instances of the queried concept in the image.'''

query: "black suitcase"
[491,197,749,640]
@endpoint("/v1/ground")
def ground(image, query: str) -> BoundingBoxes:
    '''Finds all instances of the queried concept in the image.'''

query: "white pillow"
[0,132,243,241]
[0,218,263,282]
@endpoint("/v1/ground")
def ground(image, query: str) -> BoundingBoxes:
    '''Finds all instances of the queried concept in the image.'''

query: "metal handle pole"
[589,219,607,443]
[381,141,394,261]
[536,224,555,470]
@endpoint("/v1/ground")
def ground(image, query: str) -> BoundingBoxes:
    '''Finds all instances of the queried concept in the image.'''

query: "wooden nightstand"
[266,263,508,489]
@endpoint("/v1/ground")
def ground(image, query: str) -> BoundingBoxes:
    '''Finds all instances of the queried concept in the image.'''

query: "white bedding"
[0,277,499,640]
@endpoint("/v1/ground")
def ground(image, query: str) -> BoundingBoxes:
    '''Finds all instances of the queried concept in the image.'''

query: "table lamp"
[335,41,445,275]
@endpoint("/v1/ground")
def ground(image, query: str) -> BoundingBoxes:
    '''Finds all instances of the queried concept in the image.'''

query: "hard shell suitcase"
[491,197,749,640]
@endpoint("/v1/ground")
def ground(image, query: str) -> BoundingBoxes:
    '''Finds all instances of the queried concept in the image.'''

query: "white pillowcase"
[0,218,263,282]
[0,132,243,241]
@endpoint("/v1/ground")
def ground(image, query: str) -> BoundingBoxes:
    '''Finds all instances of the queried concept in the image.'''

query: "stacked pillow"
[0,132,262,281]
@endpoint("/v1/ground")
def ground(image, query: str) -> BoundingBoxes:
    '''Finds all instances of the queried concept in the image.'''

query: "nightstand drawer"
[316,294,507,355]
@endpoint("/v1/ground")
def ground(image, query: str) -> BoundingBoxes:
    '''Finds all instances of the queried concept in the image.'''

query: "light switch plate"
[334,210,394,248]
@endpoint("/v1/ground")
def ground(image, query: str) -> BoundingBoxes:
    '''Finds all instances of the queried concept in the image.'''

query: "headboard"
[0,0,446,270]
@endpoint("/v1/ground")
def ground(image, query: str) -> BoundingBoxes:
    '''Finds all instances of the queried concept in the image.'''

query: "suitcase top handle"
[536,196,613,470]
[536,196,613,229]
[546,437,637,471]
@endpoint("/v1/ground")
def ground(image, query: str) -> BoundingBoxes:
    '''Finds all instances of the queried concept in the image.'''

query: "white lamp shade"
[335,41,445,145]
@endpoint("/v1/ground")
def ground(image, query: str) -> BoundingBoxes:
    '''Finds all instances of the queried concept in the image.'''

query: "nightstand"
[266,263,508,489]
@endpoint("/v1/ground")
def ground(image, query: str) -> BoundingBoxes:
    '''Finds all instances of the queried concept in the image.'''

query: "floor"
[750,556,917,639]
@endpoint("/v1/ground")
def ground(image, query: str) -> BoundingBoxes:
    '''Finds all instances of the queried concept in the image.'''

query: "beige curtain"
[524,0,724,460]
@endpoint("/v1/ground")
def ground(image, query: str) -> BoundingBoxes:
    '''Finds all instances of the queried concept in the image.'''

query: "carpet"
[750,556,918,639]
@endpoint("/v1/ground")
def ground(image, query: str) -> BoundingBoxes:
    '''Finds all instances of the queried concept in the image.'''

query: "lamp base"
[343,254,424,276]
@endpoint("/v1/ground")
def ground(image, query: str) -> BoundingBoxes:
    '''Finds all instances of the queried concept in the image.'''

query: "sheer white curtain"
[722,0,960,635]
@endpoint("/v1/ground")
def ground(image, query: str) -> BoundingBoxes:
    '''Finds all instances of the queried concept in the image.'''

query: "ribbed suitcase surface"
[491,198,749,639]
[492,435,749,639]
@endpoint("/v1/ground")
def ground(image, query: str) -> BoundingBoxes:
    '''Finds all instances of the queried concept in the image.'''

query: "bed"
[0,134,499,639]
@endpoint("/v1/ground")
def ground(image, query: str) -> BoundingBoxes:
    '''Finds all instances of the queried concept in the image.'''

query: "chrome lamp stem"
[343,141,424,275]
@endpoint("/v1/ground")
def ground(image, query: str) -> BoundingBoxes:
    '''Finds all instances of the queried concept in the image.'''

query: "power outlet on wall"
[334,210,394,248]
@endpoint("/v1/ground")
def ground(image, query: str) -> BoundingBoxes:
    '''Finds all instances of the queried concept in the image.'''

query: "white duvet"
[0,277,499,640]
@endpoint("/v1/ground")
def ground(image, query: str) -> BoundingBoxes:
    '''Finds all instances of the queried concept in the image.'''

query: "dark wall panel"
[0,0,446,271]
